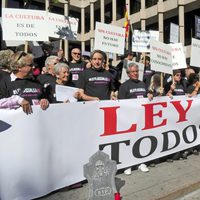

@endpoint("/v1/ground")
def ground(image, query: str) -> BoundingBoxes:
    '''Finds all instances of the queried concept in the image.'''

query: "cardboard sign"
[170,23,179,44]
[2,8,48,41]
[132,30,159,52]
[48,13,79,40]
[94,22,125,54]
[190,38,200,68]
[150,40,172,74]
[170,43,187,70]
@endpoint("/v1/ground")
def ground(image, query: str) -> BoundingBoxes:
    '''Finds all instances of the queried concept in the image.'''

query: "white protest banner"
[190,38,200,68]
[169,43,187,70]
[0,96,200,200]
[121,61,144,83]
[0,17,25,47]
[2,8,48,41]
[0,95,200,200]
[94,22,125,54]
[170,23,179,44]
[48,12,79,40]
[132,30,159,52]
[150,40,172,74]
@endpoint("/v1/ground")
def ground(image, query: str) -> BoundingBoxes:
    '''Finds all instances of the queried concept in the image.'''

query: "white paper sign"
[55,85,78,102]
[169,43,187,70]
[150,40,173,74]
[121,61,144,83]
[170,23,179,44]
[94,22,125,54]
[190,38,200,68]
[48,13,79,40]
[2,8,48,41]
[132,30,159,52]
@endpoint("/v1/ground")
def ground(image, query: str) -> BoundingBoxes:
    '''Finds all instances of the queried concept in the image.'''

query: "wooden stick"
[160,73,163,89]
[24,41,28,53]
[59,39,62,50]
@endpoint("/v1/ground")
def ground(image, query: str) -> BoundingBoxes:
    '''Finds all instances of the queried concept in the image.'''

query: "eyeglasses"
[26,63,34,67]
[17,52,27,61]
[175,74,181,77]
[72,52,81,55]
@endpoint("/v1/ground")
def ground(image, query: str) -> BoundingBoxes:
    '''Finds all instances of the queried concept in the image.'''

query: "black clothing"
[109,66,120,91]
[164,81,186,96]
[0,76,44,105]
[37,73,56,87]
[143,65,154,88]
[46,81,74,103]
[115,59,128,81]
[0,70,10,81]
[186,85,200,94]
[77,67,115,100]
[118,79,147,99]
[69,61,86,86]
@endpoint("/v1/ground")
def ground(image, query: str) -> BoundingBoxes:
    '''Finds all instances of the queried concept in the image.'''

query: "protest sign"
[94,22,125,55]
[0,96,200,200]
[2,8,48,41]
[48,12,79,40]
[169,43,187,70]
[132,30,159,52]
[55,85,78,102]
[190,38,200,68]
[170,23,179,43]
[195,15,200,39]
[150,40,172,74]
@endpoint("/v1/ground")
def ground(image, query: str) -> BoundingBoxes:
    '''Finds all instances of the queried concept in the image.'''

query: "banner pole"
[24,41,28,53]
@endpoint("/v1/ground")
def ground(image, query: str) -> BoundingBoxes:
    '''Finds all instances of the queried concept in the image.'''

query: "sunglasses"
[26,63,34,67]
[17,52,27,61]
[72,52,81,55]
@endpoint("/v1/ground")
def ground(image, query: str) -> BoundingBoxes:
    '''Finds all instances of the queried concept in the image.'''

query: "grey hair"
[0,49,14,70]
[9,51,34,72]
[54,62,69,75]
[45,55,59,69]
[126,62,139,74]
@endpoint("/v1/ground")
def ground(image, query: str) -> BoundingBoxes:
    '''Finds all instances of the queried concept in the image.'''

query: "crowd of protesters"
[0,42,200,176]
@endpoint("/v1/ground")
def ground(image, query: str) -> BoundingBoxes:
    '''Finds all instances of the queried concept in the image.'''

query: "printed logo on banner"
[55,16,78,40]
[0,120,11,133]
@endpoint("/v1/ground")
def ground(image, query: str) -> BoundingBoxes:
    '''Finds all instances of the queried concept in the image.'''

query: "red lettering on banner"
[100,106,137,136]
[5,14,13,18]
[170,100,193,122]
[142,102,167,130]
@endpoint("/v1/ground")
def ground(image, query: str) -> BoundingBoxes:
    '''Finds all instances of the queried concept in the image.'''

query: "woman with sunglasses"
[164,69,187,161]
[0,51,49,113]
[165,69,186,98]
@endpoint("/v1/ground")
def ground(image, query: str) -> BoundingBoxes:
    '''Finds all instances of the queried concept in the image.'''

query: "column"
[100,0,105,23]
[140,0,146,31]
[158,0,164,42]
[45,0,50,11]
[2,0,7,8]
[178,0,185,45]
[90,0,95,52]
[81,5,85,52]
[64,0,69,60]
[112,0,117,23]
[126,0,130,18]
